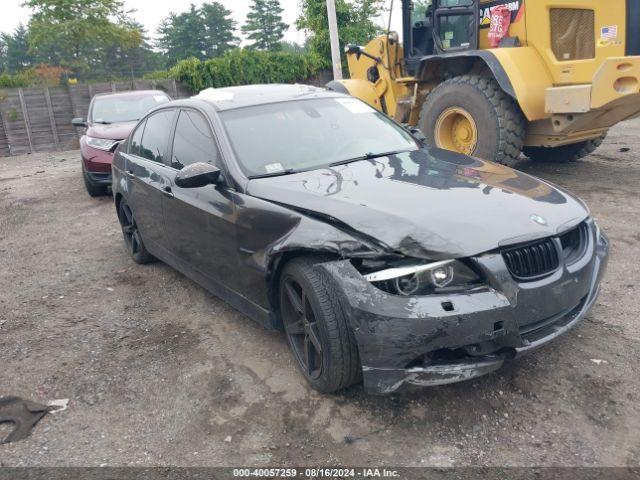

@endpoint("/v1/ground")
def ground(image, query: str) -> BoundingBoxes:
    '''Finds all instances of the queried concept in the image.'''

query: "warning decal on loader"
[479,0,523,29]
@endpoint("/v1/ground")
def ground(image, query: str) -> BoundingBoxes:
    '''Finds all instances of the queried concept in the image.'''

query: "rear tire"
[279,256,360,393]
[523,133,607,163]
[418,74,526,166]
[117,200,155,264]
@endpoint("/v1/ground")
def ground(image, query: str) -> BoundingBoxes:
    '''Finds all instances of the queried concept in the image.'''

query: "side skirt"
[145,239,275,331]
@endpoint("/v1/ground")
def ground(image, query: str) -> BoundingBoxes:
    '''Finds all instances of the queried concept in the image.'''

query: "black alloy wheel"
[281,277,323,380]
[118,201,154,264]
[279,257,361,393]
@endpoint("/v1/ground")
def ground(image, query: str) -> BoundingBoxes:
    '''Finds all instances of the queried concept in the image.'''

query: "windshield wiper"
[248,168,298,179]
[329,149,414,167]
[93,120,111,125]
[248,149,415,179]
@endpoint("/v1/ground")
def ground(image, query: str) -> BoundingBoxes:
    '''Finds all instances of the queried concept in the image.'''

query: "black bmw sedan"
[111,84,609,395]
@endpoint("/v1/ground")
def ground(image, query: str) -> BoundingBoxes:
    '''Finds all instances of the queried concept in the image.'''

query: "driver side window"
[171,110,219,170]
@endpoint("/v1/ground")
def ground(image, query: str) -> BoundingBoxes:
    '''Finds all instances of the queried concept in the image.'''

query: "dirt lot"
[0,118,639,468]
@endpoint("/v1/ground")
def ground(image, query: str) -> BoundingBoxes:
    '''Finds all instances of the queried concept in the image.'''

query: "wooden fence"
[0,79,191,157]
[0,72,334,157]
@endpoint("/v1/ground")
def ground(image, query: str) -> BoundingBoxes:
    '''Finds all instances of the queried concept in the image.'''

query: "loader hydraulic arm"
[345,44,382,65]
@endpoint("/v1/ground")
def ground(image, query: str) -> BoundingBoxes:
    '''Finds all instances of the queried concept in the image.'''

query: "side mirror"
[174,162,221,189]
[72,117,87,128]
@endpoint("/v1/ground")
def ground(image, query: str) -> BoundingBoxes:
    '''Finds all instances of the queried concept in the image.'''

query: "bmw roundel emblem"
[530,214,548,226]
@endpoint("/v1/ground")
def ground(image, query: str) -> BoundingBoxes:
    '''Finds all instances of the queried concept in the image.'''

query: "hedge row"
[0,71,37,88]
[0,49,327,90]
[170,49,327,93]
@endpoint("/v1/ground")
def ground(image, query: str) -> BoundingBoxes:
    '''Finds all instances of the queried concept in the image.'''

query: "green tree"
[103,22,165,79]
[279,41,306,54]
[0,37,6,72]
[296,0,382,67]
[23,0,141,79]
[202,2,238,57]
[2,25,34,73]
[157,5,207,65]
[241,0,288,51]
[157,2,237,66]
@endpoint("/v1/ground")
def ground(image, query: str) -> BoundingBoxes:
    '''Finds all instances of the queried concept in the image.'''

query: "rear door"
[162,108,239,287]
[125,108,176,251]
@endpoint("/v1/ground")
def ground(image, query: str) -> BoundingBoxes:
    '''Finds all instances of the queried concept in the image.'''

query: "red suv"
[72,90,171,196]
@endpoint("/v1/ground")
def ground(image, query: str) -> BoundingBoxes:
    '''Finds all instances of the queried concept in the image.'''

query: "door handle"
[162,186,174,198]
[125,170,135,178]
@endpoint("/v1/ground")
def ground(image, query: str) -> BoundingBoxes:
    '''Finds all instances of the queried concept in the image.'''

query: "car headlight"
[361,259,481,296]
[85,136,119,151]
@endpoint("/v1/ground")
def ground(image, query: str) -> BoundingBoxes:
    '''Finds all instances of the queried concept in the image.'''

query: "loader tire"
[523,133,607,163]
[418,74,526,166]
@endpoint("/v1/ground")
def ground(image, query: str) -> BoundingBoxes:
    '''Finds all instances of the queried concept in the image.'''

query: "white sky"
[1,0,403,46]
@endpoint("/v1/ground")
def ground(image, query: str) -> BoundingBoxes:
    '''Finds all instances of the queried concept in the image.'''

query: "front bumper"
[319,219,609,394]
[80,141,116,174]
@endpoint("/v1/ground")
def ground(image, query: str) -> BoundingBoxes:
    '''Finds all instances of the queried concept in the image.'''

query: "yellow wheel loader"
[327,0,640,165]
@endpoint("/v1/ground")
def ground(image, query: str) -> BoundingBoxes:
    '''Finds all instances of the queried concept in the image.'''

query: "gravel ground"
[0,118,639,467]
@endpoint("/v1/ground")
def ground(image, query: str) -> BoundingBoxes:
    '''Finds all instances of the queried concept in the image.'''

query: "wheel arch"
[266,250,339,330]
[417,48,553,121]
[418,51,516,100]
[114,192,124,215]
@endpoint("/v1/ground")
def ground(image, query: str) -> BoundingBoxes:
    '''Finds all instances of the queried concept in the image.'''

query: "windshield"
[90,93,170,124]
[220,97,419,177]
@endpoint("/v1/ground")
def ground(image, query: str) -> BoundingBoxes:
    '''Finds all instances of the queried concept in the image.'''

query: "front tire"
[279,256,360,393]
[523,133,607,163]
[82,165,108,197]
[418,74,526,166]
[117,201,155,264]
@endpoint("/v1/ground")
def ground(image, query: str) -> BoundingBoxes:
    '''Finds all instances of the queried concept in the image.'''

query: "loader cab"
[404,0,479,61]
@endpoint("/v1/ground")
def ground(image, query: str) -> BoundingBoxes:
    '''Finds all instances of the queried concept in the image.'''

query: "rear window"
[129,122,144,156]
[138,110,174,163]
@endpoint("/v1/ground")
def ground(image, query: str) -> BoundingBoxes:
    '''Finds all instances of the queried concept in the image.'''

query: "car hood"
[246,147,589,260]
[86,121,137,140]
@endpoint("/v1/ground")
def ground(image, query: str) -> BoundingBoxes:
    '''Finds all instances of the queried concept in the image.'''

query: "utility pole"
[326,0,343,80]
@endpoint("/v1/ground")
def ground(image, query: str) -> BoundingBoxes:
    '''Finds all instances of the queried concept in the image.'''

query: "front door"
[162,108,239,289]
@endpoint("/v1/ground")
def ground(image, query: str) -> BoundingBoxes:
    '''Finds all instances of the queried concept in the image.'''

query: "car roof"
[189,83,342,111]
[92,90,169,99]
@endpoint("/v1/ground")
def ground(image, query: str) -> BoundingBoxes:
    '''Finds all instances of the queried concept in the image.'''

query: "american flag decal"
[601,25,618,39]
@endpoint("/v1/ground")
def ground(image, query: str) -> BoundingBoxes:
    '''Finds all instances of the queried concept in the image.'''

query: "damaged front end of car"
[312,218,609,394]
[240,153,609,394]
